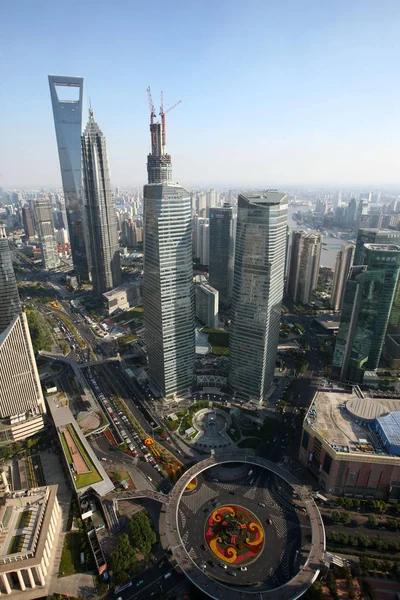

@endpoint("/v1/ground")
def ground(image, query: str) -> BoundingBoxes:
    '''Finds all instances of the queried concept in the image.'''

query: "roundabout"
[165,454,325,600]
[205,504,264,565]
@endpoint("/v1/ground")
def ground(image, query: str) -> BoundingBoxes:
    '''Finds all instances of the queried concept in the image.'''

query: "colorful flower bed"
[204,505,264,564]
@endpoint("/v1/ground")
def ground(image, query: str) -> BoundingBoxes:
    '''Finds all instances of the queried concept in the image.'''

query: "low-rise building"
[195,282,219,328]
[102,281,142,316]
[0,485,61,594]
[299,388,400,500]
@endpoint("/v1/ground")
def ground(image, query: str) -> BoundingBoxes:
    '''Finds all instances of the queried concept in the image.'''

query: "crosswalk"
[181,483,215,512]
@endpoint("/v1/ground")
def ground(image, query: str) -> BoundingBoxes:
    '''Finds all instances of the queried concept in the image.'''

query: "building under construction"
[146,87,181,184]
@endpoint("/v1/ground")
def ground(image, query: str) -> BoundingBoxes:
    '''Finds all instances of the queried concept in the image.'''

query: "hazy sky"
[2,0,400,188]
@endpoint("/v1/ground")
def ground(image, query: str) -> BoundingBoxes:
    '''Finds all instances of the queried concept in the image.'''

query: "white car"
[240,566,247,571]
[220,563,227,569]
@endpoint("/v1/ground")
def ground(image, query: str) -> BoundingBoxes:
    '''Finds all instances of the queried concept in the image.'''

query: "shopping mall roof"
[307,389,400,454]
[376,411,400,448]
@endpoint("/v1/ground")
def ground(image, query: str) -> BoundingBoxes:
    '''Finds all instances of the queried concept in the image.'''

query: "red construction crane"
[159,91,182,154]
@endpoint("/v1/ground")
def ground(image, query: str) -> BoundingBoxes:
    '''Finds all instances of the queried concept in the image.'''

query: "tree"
[110,534,136,582]
[129,510,156,557]
[367,515,377,527]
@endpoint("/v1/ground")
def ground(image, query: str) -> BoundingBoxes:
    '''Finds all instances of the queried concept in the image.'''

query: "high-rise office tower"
[209,204,234,308]
[228,190,288,401]
[195,282,219,328]
[0,223,22,333]
[330,243,355,311]
[35,197,59,270]
[287,231,322,305]
[143,93,194,398]
[22,206,35,240]
[354,228,400,265]
[48,75,89,280]
[0,224,45,442]
[206,189,217,209]
[81,108,121,297]
[346,198,358,227]
[332,244,400,383]
[354,228,400,334]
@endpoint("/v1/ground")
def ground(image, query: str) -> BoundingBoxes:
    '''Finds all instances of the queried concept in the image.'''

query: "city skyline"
[2,1,400,188]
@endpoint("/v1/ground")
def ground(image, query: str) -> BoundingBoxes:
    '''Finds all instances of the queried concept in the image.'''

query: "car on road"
[240,566,248,571]
[136,579,144,586]
[220,563,227,569]
[229,571,237,576]
[147,476,152,482]
[258,502,266,507]
[267,518,273,525]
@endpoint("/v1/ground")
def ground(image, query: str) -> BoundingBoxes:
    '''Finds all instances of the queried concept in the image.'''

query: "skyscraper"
[228,190,288,401]
[0,224,45,442]
[48,75,89,280]
[81,109,121,296]
[209,204,234,308]
[332,244,400,383]
[354,228,400,334]
[354,228,400,265]
[143,93,194,398]
[22,206,35,240]
[330,243,355,311]
[35,197,59,270]
[287,231,322,305]
[0,223,21,333]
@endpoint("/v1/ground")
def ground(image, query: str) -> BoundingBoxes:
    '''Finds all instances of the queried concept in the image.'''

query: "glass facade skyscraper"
[209,204,234,308]
[228,190,288,401]
[333,244,400,383]
[48,75,89,280]
[81,109,121,296]
[143,184,195,397]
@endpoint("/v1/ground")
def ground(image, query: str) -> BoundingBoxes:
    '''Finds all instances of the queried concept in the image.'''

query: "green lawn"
[117,333,139,345]
[59,533,86,576]
[60,426,102,489]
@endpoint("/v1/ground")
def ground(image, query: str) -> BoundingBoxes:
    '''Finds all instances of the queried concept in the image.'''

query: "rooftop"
[102,280,141,299]
[314,314,341,330]
[307,389,400,456]
[46,396,114,497]
[0,485,57,571]
[376,411,400,447]
[364,244,400,252]
[240,190,287,206]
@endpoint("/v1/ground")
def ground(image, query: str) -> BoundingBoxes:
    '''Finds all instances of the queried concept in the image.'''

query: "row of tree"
[330,530,400,551]
[335,496,400,515]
